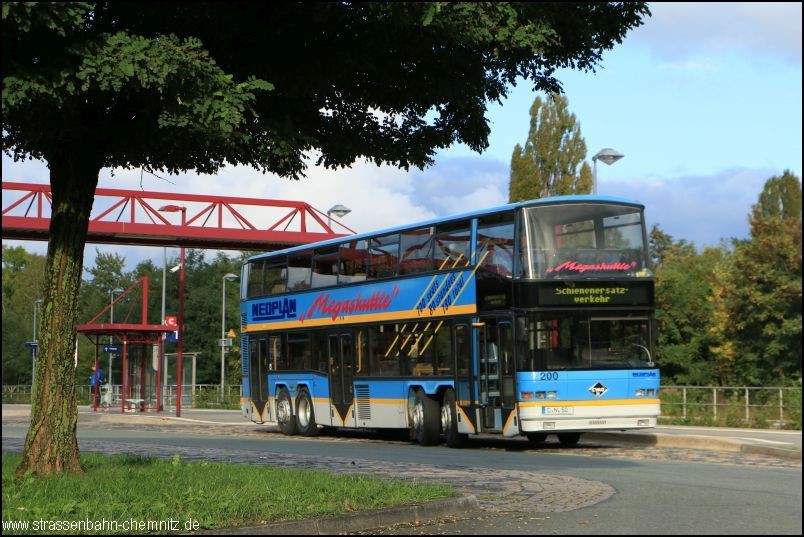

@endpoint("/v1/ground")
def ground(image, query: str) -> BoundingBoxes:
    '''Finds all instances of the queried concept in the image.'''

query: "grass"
[2,452,457,534]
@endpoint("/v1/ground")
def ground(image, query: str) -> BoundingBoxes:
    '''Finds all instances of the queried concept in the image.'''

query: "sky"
[3,2,802,273]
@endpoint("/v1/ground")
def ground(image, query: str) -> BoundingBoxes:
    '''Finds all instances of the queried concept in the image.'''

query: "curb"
[197,495,479,535]
[585,431,801,460]
[741,444,801,461]
[96,414,253,426]
[585,431,742,452]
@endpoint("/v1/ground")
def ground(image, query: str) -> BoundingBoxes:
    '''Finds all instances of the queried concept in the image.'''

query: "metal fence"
[659,385,801,429]
[2,384,242,409]
[3,384,801,429]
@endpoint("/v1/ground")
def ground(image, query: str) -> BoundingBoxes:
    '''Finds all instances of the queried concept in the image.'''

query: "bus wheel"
[295,388,320,437]
[276,388,299,436]
[441,389,467,448]
[412,390,441,446]
[557,433,581,447]
[527,433,547,445]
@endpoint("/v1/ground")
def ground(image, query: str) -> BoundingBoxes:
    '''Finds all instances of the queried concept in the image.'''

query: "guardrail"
[3,384,801,429]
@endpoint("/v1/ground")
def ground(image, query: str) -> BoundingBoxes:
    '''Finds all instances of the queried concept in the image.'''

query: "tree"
[508,93,593,201]
[3,2,650,475]
[710,173,802,385]
[1,246,46,385]
[651,227,726,385]
[753,170,802,220]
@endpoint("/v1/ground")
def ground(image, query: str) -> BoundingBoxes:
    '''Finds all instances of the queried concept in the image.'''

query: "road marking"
[730,436,794,446]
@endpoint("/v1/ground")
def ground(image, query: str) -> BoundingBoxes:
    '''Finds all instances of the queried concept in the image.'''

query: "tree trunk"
[16,155,101,476]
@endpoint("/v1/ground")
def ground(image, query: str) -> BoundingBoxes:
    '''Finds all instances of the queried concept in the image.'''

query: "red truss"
[2,182,354,249]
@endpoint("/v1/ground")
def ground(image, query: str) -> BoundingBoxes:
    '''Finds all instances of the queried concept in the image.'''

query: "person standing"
[90,364,104,408]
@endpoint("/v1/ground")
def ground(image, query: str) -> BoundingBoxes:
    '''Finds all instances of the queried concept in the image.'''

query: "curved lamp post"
[220,272,239,402]
[592,148,624,195]
[159,204,187,416]
[327,204,351,228]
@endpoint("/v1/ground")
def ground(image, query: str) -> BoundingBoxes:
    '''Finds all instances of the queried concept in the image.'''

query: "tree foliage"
[752,170,802,220]
[508,93,592,201]
[2,247,244,390]
[651,229,724,385]
[651,173,802,387]
[710,173,802,385]
[3,2,651,178]
[2,246,46,385]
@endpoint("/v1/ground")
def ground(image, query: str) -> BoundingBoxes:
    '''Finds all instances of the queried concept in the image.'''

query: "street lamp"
[327,204,351,228]
[32,298,42,388]
[159,204,187,417]
[109,287,124,381]
[592,148,624,195]
[220,273,239,402]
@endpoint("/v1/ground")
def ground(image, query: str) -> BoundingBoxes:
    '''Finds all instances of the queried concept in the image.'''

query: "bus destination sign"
[523,281,653,308]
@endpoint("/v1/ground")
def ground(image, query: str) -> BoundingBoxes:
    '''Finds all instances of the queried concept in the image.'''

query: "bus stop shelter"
[76,276,173,412]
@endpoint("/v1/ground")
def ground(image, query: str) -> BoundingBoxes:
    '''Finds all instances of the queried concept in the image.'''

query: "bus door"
[476,317,515,431]
[328,332,354,426]
[454,321,474,432]
[248,337,270,419]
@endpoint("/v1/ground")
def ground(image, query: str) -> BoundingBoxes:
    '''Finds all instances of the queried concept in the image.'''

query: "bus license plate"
[542,406,574,415]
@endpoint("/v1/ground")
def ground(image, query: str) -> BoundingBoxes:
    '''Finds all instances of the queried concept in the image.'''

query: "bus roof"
[247,194,644,262]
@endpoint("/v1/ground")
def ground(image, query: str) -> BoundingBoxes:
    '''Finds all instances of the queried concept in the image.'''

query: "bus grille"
[240,313,248,375]
[241,336,249,375]
[355,385,371,420]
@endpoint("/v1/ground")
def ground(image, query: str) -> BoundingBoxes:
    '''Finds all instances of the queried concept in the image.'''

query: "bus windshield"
[516,313,655,371]
[522,202,651,280]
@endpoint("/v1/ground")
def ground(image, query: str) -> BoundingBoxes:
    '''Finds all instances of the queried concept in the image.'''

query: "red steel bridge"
[2,182,355,250]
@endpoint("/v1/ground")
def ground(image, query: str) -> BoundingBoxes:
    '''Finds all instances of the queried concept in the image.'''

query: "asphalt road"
[2,406,801,535]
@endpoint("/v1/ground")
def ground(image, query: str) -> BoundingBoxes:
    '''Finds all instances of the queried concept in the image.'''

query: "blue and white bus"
[240,196,660,447]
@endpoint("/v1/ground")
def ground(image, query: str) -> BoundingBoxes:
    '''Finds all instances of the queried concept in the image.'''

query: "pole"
[161,247,167,410]
[109,292,114,378]
[221,277,226,403]
[177,210,186,417]
[592,157,598,196]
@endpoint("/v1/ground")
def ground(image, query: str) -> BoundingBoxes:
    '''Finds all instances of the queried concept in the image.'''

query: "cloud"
[604,168,772,247]
[4,153,778,273]
[633,2,802,65]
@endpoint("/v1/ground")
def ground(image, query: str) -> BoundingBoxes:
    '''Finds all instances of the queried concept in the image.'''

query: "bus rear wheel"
[276,388,299,436]
[557,433,581,446]
[441,389,467,448]
[295,388,319,437]
[412,390,441,446]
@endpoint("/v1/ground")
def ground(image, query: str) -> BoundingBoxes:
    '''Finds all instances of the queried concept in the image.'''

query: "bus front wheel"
[557,433,581,447]
[527,433,547,445]
[276,388,299,436]
[412,390,441,446]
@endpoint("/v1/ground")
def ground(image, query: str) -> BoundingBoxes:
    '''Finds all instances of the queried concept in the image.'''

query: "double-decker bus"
[239,195,660,447]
